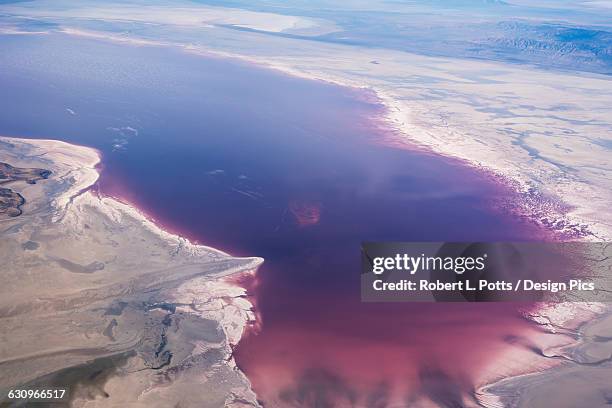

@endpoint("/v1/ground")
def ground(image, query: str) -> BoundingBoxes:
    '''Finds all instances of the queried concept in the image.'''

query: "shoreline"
[1,134,238,256]
[0,134,263,303]
[40,26,611,242]
[202,54,607,242]
[476,301,612,407]
[0,135,263,406]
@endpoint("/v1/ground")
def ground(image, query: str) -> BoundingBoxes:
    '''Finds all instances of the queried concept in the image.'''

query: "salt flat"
[0,136,262,407]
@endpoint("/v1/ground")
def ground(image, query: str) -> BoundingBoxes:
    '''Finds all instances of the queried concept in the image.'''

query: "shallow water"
[0,33,551,406]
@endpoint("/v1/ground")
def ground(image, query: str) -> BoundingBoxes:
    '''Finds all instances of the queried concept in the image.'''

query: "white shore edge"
[0,135,263,406]
[52,26,612,243]
[204,55,610,243]
[7,136,236,258]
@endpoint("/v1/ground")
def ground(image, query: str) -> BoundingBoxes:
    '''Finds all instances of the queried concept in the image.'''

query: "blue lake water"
[0,33,552,405]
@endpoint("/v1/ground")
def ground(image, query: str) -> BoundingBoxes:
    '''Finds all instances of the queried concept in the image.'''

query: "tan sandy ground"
[0,136,262,407]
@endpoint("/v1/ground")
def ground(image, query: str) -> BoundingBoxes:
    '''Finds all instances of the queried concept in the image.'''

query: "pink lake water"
[0,33,555,406]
